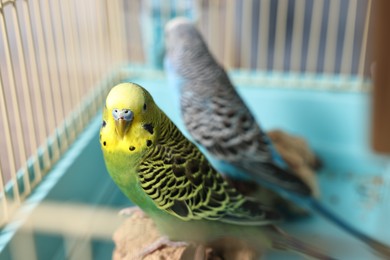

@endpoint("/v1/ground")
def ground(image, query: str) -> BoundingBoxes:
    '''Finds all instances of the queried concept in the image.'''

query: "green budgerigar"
[99,82,333,259]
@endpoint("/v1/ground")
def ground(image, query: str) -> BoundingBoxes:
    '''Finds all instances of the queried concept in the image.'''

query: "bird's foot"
[118,206,146,218]
[135,236,188,259]
[181,244,216,260]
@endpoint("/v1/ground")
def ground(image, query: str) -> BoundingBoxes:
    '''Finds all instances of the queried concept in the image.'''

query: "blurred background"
[0,0,388,259]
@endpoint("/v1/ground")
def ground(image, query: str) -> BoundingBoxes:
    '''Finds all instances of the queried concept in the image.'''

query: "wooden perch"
[112,212,260,260]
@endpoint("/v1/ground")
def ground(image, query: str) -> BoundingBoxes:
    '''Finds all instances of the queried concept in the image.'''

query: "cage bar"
[257,0,270,70]
[340,0,358,75]
[240,0,253,69]
[29,0,62,162]
[273,0,288,72]
[17,0,51,173]
[223,0,235,69]
[1,1,32,199]
[289,0,305,72]
[323,0,341,74]
[358,0,372,78]
[305,0,324,74]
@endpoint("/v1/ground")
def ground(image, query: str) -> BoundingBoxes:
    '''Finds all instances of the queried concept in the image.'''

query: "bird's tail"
[309,198,390,258]
[269,226,336,260]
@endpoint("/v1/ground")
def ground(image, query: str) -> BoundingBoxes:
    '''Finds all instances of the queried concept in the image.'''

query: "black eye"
[143,103,147,111]
[102,120,106,127]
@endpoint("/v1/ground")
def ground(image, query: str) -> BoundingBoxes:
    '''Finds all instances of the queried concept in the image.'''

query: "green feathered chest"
[102,149,158,212]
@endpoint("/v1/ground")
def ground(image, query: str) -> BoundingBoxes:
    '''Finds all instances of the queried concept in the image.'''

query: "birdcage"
[0,0,389,259]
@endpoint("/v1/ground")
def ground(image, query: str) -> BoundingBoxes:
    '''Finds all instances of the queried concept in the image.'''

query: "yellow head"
[100,82,159,153]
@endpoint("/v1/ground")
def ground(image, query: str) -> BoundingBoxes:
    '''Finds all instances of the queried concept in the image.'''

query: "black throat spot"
[143,123,154,135]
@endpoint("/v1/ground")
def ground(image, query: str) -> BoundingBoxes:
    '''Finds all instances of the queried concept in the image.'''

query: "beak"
[113,109,133,138]
[115,119,131,138]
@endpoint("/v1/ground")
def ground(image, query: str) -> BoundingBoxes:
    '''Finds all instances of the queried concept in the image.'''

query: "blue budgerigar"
[164,17,390,257]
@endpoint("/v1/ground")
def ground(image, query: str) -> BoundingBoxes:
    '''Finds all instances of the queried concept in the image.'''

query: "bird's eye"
[112,109,118,119]
[143,103,147,111]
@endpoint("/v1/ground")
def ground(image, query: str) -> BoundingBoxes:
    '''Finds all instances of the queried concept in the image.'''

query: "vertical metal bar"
[91,0,106,82]
[84,0,100,89]
[85,0,103,116]
[0,71,20,207]
[9,225,38,260]
[105,0,121,92]
[1,2,32,197]
[72,0,93,100]
[323,0,341,74]
[27,0,54,135]
[89,0,102,114]
[290,0,305,72]
[108,0,121,69]
[48,0,75,143]
[57,0,82,139]
[39,0,69,154]
[13,0,48,186]
[196,0,204,38]
[134,0,145,63]
[306,0,324,73]
[205,0,213,47]
[273,0,288,71]
[240,0,252,69]
[105,0,121,71]
[101,0,117,100]
[95,0,112,105]
[218,0,225,64]
[76,0,104,121]
[0,162,9,225]
[29,0,61,162]
[111,0,127,67]
[126,0,142,63]
[219,0,226,65]
[65,236,92,260]
[125,0,134,62]
[48,0,72,115]
[98,2,108,107]
[62,0,88,132]
[118,0,128,62]
[19,0,51,172]
[340,0,358,75]
[224,0,235,69]
[102,0,115,87]
[358,0,372,77]
[209,0,221,64]
[257,0,270,70]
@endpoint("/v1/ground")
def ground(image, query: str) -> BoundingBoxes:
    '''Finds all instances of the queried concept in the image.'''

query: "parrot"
[163,17,390,257]
[99,82,334,259]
